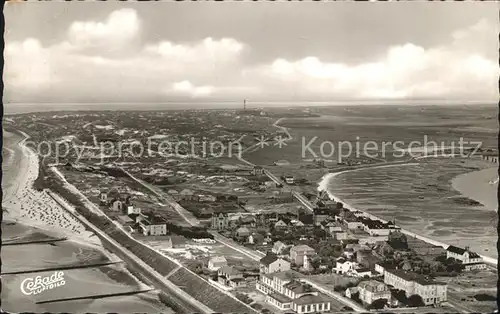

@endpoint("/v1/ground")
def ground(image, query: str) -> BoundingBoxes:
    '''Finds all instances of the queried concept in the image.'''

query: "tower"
[243,99,247,111]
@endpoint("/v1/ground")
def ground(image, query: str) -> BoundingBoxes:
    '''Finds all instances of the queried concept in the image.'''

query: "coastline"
[2,130,101,246]
[318,164,498,266]
[451,166,498,211]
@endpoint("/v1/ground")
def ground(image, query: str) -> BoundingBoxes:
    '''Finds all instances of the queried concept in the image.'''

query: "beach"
[319,159,498,264]
[2,130,172,313]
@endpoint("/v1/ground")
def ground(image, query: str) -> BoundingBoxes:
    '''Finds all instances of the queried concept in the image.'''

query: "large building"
[383,269,447,305]
[357,280,392,305]
[256,271,332,313]
[446,246,486,271]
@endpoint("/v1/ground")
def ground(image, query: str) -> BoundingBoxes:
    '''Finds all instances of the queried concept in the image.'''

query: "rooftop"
[293,293,331,305]
[210,256,227,264]
[385,269,446,286]
[142,215,168,225]
[264,270,303,282]
[284,281,317,294]
[268,292,292,304]
[358,280,389,292]
[260,253,279,266]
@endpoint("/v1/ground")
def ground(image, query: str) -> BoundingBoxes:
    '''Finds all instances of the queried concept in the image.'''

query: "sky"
[4,2,499,104]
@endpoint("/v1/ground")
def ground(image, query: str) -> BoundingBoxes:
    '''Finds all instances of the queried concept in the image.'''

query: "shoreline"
[318,164,498,266]
[451,166,498,211]
[2,130,103,248]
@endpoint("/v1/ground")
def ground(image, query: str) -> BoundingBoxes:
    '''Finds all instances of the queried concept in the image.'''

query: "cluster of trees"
[235,292,253,305]
[391,289,425,307]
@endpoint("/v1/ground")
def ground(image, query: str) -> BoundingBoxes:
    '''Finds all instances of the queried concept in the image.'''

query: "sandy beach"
[319,160,498,265]
[2,130,172,313]
[2,131,96,242]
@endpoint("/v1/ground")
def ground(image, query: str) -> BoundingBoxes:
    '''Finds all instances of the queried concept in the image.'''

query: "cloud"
[168,81,214,97]
[251,19,498,100]
[4,11,498,103]
[67,8,140,51]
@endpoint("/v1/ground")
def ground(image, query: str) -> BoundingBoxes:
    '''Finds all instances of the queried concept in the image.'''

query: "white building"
[357,280,391,305]
[139,215,168,236]
[383,269,447,305]
[446,246,486,270]
[256,271,331,313]
[260,253,291,274]
[126,205,141,215]
[208,256,228,271]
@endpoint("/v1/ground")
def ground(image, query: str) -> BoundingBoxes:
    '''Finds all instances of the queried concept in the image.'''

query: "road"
[46,179,213,314]
[119,167,201,227]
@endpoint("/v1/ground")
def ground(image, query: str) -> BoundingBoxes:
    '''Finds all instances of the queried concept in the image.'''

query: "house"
[211,213,229,230]
[253,165,265,176]
[446,246,486,270]
[275,219,288,229]
[290,245,316,266]
[179,189,196,201]
[357,280,391,305]
[218,266,246,288]
[356,250,382,269]
[383,269,447,305]
[272,241,289,255]
[167,189,179,200]
[116,215,134,226]
[99,191,109,205]
[235,227,251,238]
[335,259,358,275]
[110,199,124,212]
[256,271,332,313]
[284,175,295,185]
[272,189,295,203]
[317,190,330,201]
[320,220,342,233]
[139,215,168,236]
[260,253,291,274]
[126,205,141,215]
[208,256,228,271]
[239,215,256,227]
[352,267,375,278]
[344,218,364,230]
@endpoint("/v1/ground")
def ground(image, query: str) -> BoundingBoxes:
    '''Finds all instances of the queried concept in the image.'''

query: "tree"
[368,298,388,310]
[407,294,425,307]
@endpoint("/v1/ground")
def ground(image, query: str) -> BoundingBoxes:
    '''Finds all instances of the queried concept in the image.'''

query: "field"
[437,268,497,313]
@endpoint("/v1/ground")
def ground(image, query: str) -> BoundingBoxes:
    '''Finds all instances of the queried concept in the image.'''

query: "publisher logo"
[20,271,66,296]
